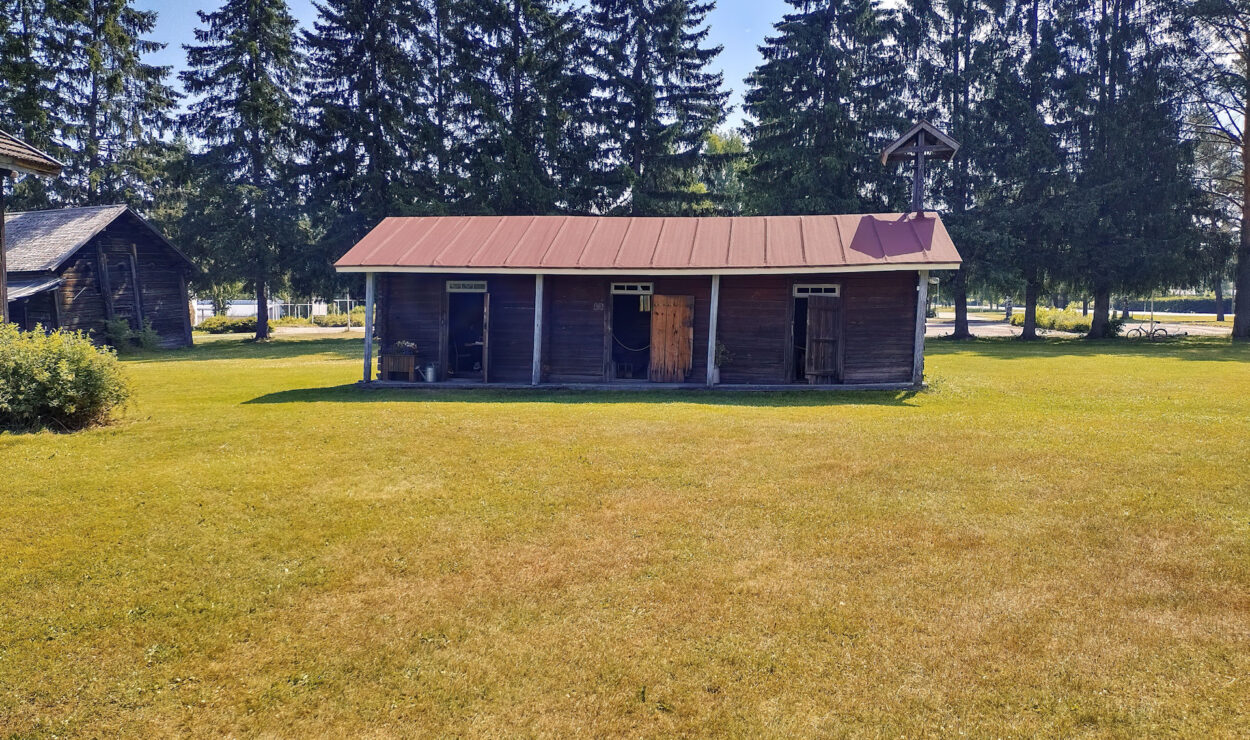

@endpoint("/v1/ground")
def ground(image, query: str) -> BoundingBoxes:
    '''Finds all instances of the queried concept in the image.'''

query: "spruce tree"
[180,0,304,340]
[899,0,999,338]
[743,0,907,215]
[457,0,601,214]
[300,0,437,296]
[55,0,176,207]
[587,0,728,215]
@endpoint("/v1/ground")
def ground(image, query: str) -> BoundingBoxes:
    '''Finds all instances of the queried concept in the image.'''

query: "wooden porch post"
[531,273,544,385]
[706,274,720,387]
[0,170,8,324]
[363,271,375,382]
[912,270,929,386]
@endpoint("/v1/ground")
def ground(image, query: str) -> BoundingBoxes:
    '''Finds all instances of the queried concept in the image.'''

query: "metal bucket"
[424,364,437,383]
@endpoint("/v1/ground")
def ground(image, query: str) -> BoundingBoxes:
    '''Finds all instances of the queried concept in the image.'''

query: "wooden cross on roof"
[881,121,959,213]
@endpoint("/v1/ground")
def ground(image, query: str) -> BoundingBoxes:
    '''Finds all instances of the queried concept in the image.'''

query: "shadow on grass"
[123,335,365,363]
[927,335,1250,362]
[244,384,921,408]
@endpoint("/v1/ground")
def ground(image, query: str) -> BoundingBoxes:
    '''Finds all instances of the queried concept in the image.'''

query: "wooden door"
[805,295,841,384]
[649,295,695,382]
[481,292,491,383]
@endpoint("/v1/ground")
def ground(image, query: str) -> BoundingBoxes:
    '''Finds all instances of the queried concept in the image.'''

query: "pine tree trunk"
[1087,287,1111,338]
[950,266,972,339]
[255,278,270,340]
[1215,278,1226,322]
[1021,278,1040,341]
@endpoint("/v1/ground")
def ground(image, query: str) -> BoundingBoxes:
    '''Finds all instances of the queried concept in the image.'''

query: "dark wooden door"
[481,292,491,383]
[805,295,841,384]
[649,295,694,382]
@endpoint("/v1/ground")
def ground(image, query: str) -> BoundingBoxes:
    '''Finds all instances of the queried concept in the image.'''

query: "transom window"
[793,283,841,297]
[611,282,653,295]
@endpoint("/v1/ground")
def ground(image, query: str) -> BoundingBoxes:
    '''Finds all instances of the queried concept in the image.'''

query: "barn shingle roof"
[0,130,63,177]
[3,205,130,272]
[4,204,192,274]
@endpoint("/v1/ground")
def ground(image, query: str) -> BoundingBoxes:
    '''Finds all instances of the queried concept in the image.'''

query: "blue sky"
[136,0,789,129]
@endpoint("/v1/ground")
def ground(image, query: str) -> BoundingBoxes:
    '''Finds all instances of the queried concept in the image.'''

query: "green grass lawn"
[3,333,1249,736]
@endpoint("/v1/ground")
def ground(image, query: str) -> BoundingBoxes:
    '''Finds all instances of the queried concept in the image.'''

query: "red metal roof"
[335,213,961,274]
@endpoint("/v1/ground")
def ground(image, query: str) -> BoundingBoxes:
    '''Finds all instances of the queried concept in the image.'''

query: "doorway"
[793,284,841,384]
[447,289,488,381]
[610,291,651,380]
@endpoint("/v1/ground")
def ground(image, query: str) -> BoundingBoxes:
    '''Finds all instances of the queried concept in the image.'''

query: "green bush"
[196,315,259,334]
[103,317,133,349]
[1009,307,1125,336]
[313,306,368,327]
[0,323,130,431]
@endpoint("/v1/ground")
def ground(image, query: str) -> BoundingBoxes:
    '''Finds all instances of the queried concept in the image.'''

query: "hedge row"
[1008,307,1093,333]
[0,323,130,431]
[196,307,369,333]
[1126,296,1232,314]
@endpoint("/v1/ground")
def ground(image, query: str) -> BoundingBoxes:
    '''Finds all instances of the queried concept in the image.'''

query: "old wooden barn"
[336,211,961,389]
[4,205,194,347]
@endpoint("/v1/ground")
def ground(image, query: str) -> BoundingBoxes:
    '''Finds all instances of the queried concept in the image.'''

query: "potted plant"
[380,341,419,381]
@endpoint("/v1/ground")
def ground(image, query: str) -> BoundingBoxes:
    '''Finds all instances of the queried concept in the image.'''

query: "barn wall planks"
[717,275,791,384]
[380,273,535,382]
[374,269,921,386]
[544,275,608,382]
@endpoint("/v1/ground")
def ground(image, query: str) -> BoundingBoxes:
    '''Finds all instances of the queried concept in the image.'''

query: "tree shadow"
[244,384,921,408]
[123,335,366,363]
[926,335,1250,363]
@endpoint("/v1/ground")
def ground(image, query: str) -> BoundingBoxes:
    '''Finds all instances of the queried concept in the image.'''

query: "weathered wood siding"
[378,273,535,382]
[34,214,192,347]
[839,271,917,384]
[717,275,791,384]
[11,289,57,331]
[544,275,607,382]
[375,269,920,385]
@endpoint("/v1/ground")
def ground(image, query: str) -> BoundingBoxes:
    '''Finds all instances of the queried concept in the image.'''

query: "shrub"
[134,320,161,351]
[1126,295,1231,314]
[313,306,368,327]
[0,323,130,431]
[103,317,133,349]
[196,315,259,334]
[1009,307,1125,336]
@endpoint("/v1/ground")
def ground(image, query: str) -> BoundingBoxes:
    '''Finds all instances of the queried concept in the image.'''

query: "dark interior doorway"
[611,293,651,380]
[447,291,486,380]
[793,296,809,381]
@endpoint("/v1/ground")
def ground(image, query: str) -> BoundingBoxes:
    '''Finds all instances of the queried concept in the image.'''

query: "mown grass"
[2,333,1248,736]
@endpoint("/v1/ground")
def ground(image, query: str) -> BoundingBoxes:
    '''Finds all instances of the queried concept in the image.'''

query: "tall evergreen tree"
[180,0,304,340]
[587,0,728,215]
[900,0,999,338]
[0,0,73,209]
[743,0,907,215]
[1054,0,1201,337]
[457,0,601,214]
[300,0,437,297]
[55,0,176,206]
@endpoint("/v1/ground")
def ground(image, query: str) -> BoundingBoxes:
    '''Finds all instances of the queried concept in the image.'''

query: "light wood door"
[805,295,841,383]
[649,294,695,382]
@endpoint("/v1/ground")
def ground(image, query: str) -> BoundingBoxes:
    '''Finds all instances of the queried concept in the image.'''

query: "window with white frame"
[792,283,841,297]
[610,282,653,295]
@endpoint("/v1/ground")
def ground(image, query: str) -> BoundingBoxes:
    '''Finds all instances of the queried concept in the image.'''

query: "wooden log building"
[4,205,194,348]
[336,211,961,389]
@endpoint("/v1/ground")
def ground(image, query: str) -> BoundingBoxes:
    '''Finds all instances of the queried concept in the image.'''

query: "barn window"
[611,282,653,295]
[793,283,841,297]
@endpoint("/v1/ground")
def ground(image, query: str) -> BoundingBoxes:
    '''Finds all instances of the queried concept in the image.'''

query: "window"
[447,280,487,293]
[793,283,841,297]
[611,282,653,295]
